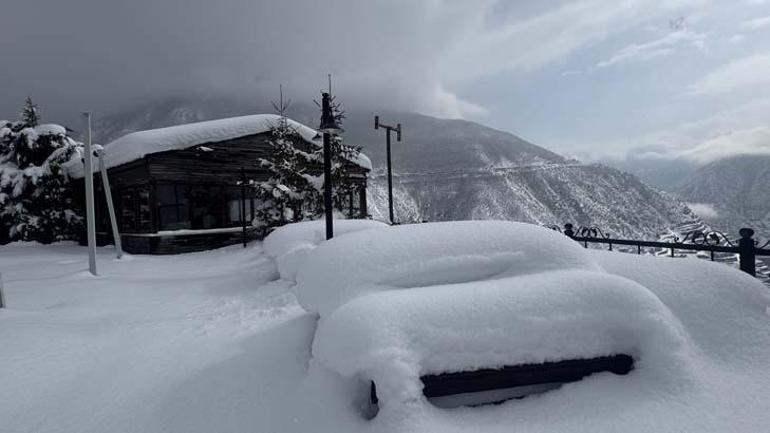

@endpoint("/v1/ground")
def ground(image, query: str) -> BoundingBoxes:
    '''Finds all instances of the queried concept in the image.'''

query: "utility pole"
[82,112,97,275]
[374,116,402,224]
[318,86,344,240]
[321,93,335,240]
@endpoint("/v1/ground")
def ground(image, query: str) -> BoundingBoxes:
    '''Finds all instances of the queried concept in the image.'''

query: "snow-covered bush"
[0,99,83,244]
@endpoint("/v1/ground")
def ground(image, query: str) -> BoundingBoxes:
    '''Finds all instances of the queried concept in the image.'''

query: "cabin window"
[349,189,360,215]
[138,188,152,231]
[157,185,190,230]
[189,187,223,230]
[120,188,136,231]
[336,188,361,216]
[226,187,254,226]
[118,186,152,232]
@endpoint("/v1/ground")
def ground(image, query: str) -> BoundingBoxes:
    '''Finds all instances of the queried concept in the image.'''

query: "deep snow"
[0,242,309,433]
[2,220,770,433]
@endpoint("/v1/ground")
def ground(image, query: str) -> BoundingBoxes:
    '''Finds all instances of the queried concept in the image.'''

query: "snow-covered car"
[268,220,770,432]
[290,223,683,415]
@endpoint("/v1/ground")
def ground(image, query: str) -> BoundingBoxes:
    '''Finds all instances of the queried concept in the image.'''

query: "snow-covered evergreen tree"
[251,91,323,234]
[325,96,364,216]
[0,100,83,244]
[251,89,364,234]
[21,97,40,128]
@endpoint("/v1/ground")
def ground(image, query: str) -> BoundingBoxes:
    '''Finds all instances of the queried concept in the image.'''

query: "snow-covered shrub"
[0,99,83,244]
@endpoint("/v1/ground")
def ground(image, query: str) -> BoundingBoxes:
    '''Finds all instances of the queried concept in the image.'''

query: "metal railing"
[547,223,770,278]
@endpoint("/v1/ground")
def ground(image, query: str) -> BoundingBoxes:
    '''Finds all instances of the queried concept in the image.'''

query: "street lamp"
[319,92,342,240]
[374,115,401,224]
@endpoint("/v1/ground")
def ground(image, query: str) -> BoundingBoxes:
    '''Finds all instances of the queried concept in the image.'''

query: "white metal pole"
[83,112,97,275]
[98,151,123,259]
[0,271,6,309]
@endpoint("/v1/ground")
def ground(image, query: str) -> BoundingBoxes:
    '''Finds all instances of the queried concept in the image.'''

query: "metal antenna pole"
[386,129,394,224]
[98,150,122,259]
[321,93,335,240]
[374,116,402,225]
[82,112,97,275]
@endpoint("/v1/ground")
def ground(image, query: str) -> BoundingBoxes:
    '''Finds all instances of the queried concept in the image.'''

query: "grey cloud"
[0,0,483,125]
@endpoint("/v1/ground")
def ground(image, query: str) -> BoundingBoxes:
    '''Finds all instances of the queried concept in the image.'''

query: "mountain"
[677,155,770,234]
[603,156,697,192]
[92,96,700,238]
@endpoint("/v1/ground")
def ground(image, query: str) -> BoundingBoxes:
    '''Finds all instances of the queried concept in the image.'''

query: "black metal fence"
[547,223,770,278]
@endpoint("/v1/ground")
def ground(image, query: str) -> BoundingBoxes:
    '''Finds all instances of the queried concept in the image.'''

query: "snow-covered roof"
[67,114,371,178]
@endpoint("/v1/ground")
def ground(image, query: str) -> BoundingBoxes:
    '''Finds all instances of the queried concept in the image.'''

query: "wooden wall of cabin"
[78,132,369,252]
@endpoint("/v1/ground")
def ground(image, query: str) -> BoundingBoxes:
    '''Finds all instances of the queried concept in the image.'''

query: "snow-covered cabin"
[67,115,371,254]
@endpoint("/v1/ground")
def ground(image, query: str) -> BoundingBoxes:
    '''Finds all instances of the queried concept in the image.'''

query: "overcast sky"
[2,0,770,163]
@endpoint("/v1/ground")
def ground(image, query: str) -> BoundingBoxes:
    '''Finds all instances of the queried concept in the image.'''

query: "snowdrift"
[278,221,770,433]
[264,219,389,281]
[314,269,690,407]
[295,221,601,316]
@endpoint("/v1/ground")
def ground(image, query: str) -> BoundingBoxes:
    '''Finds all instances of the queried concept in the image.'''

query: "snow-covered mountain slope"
[676,155,770,234]
[367,165,698,238]
[92,97,699,239]
[341,111,566,172]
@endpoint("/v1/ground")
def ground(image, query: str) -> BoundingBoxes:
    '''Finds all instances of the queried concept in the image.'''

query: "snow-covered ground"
[2,220,770,433]
[0,242,309,433]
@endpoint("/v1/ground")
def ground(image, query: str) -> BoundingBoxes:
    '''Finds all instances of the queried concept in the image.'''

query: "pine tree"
[251,88,365,234]
[21,97,39,127]
[0,100,83,244]
[251,88,323,234]
[325,95,364,218]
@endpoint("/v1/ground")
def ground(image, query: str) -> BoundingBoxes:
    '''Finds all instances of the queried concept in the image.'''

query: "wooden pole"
[98,150,123,259]
[82,112,97,276]
[0,271,6,309]
[241,167,247,248]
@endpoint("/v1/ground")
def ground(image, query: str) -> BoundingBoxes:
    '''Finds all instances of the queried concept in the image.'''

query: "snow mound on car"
[591,250,770,364]
[313,269,690,405]
[295,221,601,316]
[292,227,770,433]
[264,219,389,281]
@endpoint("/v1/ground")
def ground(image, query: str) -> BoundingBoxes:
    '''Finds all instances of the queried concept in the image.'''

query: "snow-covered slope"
[677,154,770,234]
[92,97,699,238]
[367,164,699,238]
